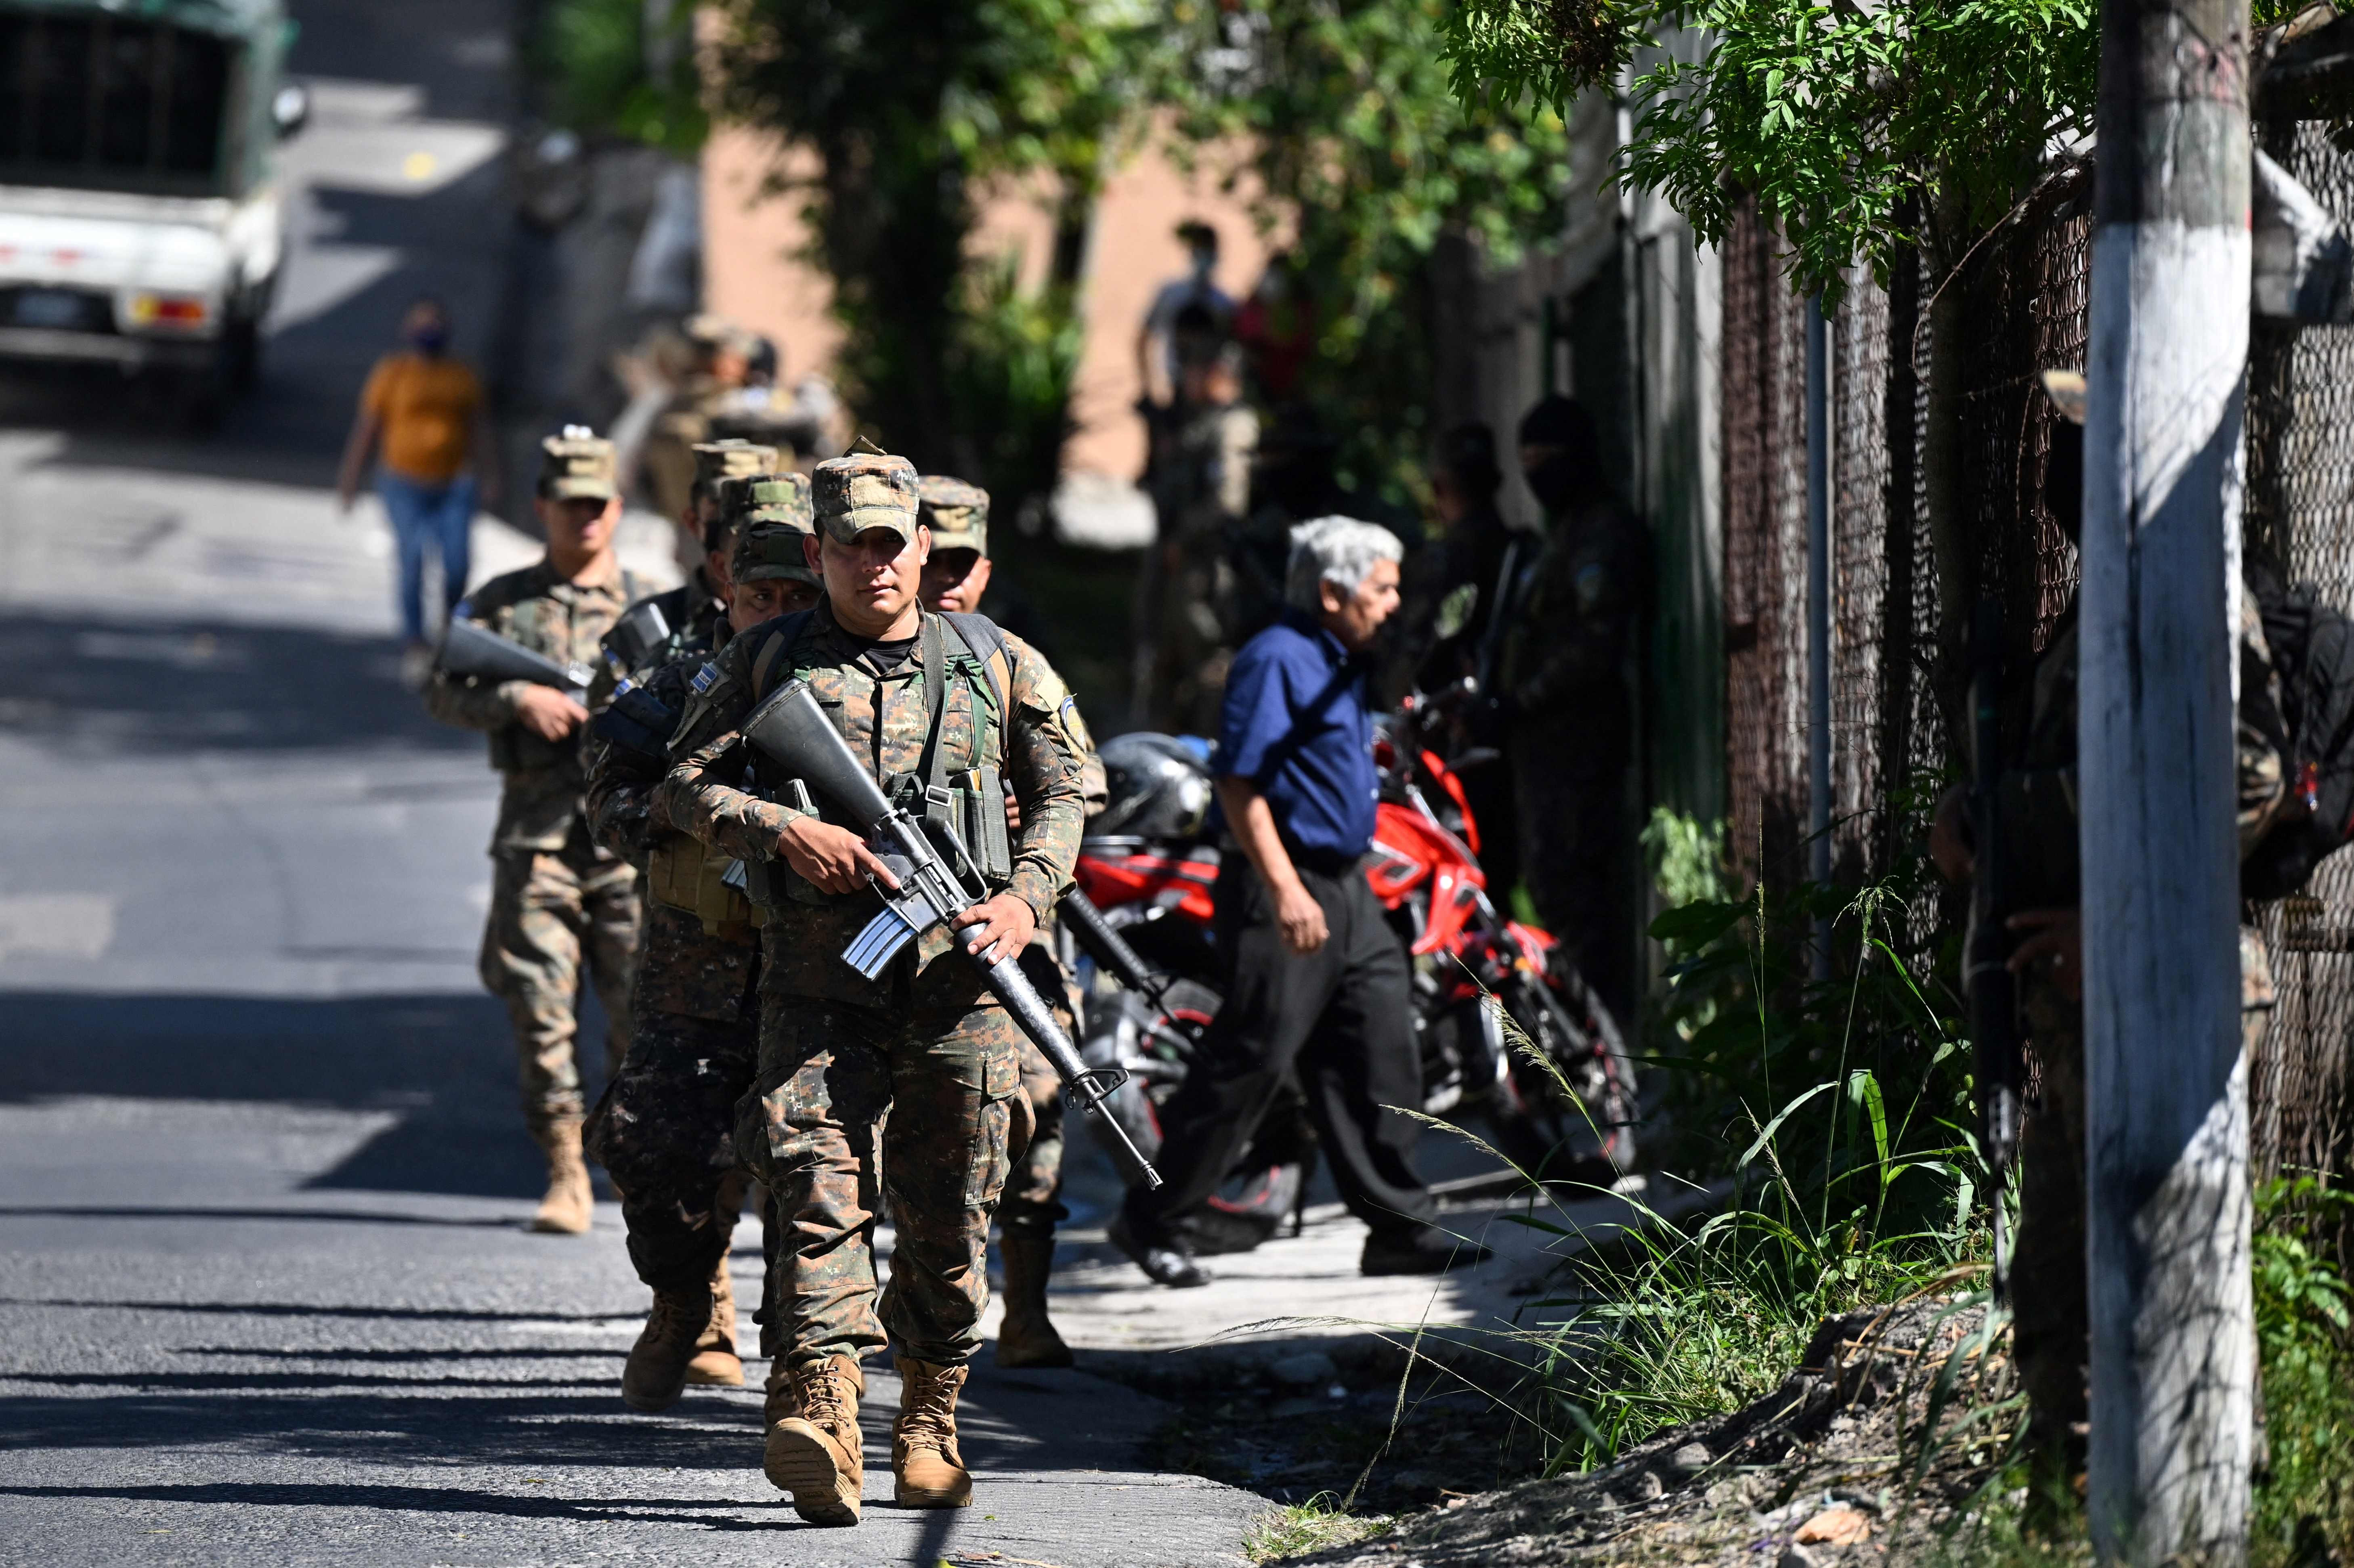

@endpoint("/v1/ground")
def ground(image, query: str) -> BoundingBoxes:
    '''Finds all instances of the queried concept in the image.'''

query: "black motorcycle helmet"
[1091,734,1215,840]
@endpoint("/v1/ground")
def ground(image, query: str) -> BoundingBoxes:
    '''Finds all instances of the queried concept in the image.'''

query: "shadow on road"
[0,1480,782,1532]
[0,990,619,1199]
[0,1298,636,1323]
[0,610,474,756]
[0,1391,755,1471]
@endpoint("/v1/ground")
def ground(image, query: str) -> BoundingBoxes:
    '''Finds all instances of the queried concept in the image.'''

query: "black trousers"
[1126,851,1436,1243]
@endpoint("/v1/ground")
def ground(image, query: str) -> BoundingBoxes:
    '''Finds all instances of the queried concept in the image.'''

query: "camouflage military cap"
[918,474,990,556]
[720,471,814,542]
[732,514,823,589]
[539,427,617,501]
[812,450,920,543]
[692,439,780,492]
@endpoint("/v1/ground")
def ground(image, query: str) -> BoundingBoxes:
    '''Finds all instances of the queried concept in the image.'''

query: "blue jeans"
[379,471,476,643]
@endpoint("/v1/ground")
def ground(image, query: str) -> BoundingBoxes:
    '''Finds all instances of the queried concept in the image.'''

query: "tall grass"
[1270,801,2354,1565]
[1502,821,1992,1472]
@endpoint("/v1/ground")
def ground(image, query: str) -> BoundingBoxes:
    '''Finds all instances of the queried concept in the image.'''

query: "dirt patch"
[1265,1298,2012,1566]
[1094,1334,1542,1515]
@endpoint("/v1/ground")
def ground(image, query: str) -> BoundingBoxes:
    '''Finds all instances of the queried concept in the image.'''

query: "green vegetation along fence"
[1719,134,2352,1210]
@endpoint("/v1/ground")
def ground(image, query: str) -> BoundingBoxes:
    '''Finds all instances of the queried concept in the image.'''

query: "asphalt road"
[0,4,1262,1564]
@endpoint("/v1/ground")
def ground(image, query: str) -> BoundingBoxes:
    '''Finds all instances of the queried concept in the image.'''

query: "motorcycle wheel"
[1481,969,1641,1185]
[1085,976,1309,1256]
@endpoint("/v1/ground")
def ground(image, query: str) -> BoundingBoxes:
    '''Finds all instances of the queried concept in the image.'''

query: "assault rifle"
[439,618,593,702]
[604,599,675,673]
[740,678,1163,1189]
[1966,597,2023,1301]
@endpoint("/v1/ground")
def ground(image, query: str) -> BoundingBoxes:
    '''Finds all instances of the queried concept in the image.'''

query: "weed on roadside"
[1244,1495,1392,1564]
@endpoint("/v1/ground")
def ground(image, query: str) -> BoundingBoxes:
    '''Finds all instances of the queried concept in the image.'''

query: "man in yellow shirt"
[338,297,504,679]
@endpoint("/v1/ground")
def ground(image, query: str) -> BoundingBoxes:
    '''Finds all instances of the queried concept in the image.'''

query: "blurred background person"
[1135,220,1234,410]
[1233,249,1315,405]
[1385,420,1520,897]
[1137,340,1258,734]
[337,296,502,683]
[632,314,758,524]
[1498,395,1646,1021]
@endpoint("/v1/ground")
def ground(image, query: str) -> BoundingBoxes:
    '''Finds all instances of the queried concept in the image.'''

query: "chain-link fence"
[2247,121,2354,1207]
[1718,140,2354,1200]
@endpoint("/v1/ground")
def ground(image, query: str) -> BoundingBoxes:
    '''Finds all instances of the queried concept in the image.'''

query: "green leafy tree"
[1155,0,1571,499]
[1438,0,2098,294]
[707,0,1154,508]
[539,0,709,156]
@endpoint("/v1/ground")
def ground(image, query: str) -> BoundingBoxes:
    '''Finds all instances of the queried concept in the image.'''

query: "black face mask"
[1524,452,1598,515]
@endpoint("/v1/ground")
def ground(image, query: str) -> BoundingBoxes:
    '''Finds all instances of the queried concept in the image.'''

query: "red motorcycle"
[1062,706,1640,1251]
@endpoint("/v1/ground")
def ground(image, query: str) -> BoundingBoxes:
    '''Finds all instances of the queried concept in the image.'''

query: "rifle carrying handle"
[966,931,1162,1189]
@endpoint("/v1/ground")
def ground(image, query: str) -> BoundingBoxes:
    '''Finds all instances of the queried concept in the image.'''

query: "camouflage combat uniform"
[1999,585,2285,1464]
[584,477,814,1319]
[917,472,1108,1245]
[426,554,642,1135]
[1496,498,1647,1018]
[658,457,1088,1370]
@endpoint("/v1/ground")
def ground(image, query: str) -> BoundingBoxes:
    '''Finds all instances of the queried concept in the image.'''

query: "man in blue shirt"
[1111,518,1488,1285]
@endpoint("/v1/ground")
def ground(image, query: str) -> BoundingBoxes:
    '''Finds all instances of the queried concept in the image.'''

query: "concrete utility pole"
[2080,0,2255,1551]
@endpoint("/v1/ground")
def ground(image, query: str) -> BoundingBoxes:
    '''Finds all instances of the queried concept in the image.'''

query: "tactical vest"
[646,836,755,935]
[738,608,1016,912]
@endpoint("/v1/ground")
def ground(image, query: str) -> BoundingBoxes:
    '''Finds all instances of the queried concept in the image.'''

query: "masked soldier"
[1496,395,1647,1025]
[425,430,643,1235]
[657,449,1088,1525]
[917,473,1106,1369]
[583,474,821,1409]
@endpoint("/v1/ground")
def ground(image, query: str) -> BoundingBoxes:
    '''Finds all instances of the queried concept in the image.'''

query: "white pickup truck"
[0,0,306,415]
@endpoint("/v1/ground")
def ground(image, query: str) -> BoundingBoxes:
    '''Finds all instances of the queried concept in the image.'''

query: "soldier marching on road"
[658,449,1090,1525]
[424,430,644,1236]
[640,438,779,667]
[916,472,1106,1369]
[583,472,823,1409]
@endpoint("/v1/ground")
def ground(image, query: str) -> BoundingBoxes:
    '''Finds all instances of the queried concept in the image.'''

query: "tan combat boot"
[531,1117,593,1235]
[765,1354,865,1525]
[892,1358,973,1507]
[621,1282,714,1412]
[994,1234,1073,1369]
[685,1254,744,1386]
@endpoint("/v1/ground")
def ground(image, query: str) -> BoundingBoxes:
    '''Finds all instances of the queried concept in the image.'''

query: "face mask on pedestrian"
[1522,447,1601,516]
[408,322,447,355]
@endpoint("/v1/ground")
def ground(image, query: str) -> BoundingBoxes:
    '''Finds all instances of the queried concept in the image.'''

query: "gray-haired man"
[1112,518,1488,1286]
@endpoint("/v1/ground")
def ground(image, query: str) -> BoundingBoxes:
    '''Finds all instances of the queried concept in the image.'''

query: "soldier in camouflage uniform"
[632,439,778,667]
[1496,395,1647,1023]
[659,449,1088,1524]
[917,472,1108,1369]
[425,431,643,1236]
[583,473,820,1410]
[1930,374,2284,1492]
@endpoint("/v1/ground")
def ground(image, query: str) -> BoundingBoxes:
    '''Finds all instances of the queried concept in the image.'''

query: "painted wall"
[700,128,1268,482]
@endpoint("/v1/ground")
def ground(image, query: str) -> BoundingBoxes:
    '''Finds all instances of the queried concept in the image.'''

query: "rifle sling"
[915,612,951,800]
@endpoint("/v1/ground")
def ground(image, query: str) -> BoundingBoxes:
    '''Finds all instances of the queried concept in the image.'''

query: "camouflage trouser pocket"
[885,1021,1016,1215]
